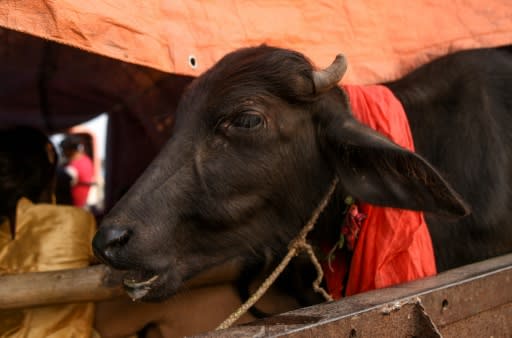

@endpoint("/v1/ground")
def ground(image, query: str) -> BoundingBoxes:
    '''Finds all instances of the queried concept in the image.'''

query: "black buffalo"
[93,45,512,306]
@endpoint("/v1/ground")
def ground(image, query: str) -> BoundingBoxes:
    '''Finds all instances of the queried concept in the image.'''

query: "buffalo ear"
[323,117,469,217]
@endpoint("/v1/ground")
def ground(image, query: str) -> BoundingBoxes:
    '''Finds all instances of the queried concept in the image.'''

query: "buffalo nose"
[92,226,132,263]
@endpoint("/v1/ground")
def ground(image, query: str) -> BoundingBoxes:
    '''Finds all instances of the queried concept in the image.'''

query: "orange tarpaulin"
[1,0,511,84]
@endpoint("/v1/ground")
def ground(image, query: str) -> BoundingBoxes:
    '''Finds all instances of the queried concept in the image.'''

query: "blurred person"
[54,165,74,206]
[59,134,94,209]
[0,126,97,337]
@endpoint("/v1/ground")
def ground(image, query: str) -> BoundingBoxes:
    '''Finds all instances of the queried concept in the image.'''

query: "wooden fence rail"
[198,253,512,337]
[1,254,511,337]
[0,264,123,309]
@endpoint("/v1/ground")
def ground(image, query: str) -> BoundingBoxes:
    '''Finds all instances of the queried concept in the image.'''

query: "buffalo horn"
[312,54,347,94]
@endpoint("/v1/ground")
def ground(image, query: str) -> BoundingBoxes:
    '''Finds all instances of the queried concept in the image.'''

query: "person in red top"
[59,135,94,208]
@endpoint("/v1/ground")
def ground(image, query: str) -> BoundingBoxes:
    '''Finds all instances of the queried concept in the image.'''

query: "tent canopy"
[2,1,511,83]
[1,0,511,210]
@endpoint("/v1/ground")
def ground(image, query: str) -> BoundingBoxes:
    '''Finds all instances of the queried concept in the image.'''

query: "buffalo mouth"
[123,270,161,301]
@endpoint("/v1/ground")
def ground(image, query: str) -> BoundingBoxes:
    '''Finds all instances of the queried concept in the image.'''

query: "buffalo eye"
[230,112,263,129]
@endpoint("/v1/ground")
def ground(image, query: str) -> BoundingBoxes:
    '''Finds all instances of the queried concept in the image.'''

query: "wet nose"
[92,226,132,265]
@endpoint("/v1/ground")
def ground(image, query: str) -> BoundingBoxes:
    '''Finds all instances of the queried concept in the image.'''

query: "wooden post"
[199,254,512,337]
[0,257,245,310]
[0,264,124,309]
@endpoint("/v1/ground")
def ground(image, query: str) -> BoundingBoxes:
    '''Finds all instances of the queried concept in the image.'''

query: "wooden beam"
[197,253,512,337]
[0,264,124,309]
[0,257,245,310]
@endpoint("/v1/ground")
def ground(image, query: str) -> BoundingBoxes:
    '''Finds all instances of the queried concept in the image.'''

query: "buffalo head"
[93,46,467,301]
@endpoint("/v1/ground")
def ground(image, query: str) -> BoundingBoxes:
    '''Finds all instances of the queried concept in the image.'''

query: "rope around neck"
[216,177,339,330]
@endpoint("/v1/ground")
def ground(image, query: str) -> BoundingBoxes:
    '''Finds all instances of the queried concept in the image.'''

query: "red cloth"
[322,85,437,299]
[68,154,94,208]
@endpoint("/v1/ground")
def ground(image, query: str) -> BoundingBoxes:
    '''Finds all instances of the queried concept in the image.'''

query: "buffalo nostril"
[93,227,133,260]
[105,228,132,248]
[92,226,134,268]
[117,229,131,246]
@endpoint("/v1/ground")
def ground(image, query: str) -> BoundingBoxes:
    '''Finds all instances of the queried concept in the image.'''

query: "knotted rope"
[216,177,339,330]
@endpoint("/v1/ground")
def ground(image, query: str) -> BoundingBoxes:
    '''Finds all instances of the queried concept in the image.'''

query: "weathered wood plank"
[0,257,245,310]
[0,254,510,336]
[441,302,512,338]
[0,264,124,309]
[196,253,512,337]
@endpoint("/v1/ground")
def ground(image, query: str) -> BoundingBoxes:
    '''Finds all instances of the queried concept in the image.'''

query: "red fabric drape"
[323,85,437,299]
